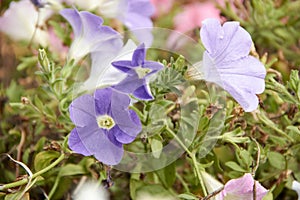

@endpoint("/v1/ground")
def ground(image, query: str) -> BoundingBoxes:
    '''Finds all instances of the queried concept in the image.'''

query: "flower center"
[96,115,115,130]
[135,66,152,79]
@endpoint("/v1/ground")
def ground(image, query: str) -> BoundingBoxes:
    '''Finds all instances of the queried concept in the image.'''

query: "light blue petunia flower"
[199,18,266,112]
[68,87,142,165]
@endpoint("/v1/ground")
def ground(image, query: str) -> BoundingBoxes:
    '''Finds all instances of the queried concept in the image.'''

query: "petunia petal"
[60,9,123,62]
[94,88,113,116]
[143,61,164,75]
[112,60,135,73]
[60,9,82,38]
[199,19,266,112]
[119,0,154,46]
[113,76,144,93]
[133,84,154,100]
[221,173,268,200]
[111,90,142,137]
[68,128,92,156]
[200,19,252,64]
[81,40,137,92]
[112,109,142,142]
[111,125,136,144]
[129,109,142,127]
[203,53,266,112]
[132,43,146,66]
[79,11,122,52]
[127,0,155,17]
[69,94,98,128]
[76,125,124,165]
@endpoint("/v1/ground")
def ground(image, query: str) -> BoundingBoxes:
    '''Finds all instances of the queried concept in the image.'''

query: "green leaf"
[17,56,37,71]
[34,151,60,172]
[267,151,286,170]
[262,191,274,200]
[178,193,198,200]
[150,136,163,158]
[130,174,145,199]
[155,67,185,92]
[58,164,86,177]
[9,102,25,109]
[6,80,24,102]
[155,162,176,188]
[287,126,300,142]
[225,161,247,172]
[135,184,173,199]
[34,95,44,111]
[237,149,253,169]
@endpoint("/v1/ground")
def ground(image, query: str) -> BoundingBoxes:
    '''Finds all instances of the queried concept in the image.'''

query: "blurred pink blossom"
[150,0,174,17]
[48,28,69,59]
[173,2,221,33]
[167,1,221,49]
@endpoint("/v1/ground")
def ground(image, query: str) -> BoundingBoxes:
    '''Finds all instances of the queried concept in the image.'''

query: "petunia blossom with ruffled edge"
[119,0,155,46]
[199,18,266,112]
[68,87,142,165]
[60,8,123,63]
[99,0,154,46]
[219,173,268,200]
[111,43,163,100]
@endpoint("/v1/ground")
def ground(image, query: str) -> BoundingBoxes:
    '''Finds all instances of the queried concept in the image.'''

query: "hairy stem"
[165,126,207,196]
[0,153,65,191]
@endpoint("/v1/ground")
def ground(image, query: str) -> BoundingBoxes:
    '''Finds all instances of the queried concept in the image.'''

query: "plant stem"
[165,126,207,196]
[0,153,65,191]
[176,172,190,193]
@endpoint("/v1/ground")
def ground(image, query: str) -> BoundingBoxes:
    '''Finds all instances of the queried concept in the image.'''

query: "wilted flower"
[0,0,52,46]
[60,9,123,63]
[198,18,266,112]
[111,43,163,100]
[68,87,142,165]
[219,173,268,200]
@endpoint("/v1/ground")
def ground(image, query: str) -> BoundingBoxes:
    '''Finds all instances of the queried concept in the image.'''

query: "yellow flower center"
[96,115,115,130]
[135,67,152,79]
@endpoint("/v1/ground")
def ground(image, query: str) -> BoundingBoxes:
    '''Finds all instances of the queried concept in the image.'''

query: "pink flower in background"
[219,173,268,200]
[167,1,221,49]
[48,28,69,59]
[150,0,174,17]
[173,2,221,33]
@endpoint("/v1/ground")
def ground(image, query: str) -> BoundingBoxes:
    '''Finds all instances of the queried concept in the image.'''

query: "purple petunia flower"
[97,0,154,46]
[60,8,123,63]
[199,19,266,112]
[219,173,268,200]
[111,43,163,100]
[119,0,155,46]
[68,87,142,165]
